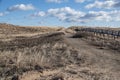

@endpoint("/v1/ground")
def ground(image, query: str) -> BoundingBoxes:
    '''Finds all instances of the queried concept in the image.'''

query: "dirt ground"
[0,24,120,80]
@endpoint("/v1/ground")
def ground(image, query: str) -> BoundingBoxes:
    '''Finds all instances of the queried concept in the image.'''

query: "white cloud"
[31,11,46,17]
[82,10,120,22]
[7,4,35,11]
[86,11,112,22]
[109,10,120,21]
[47,7,85,22]
[0,12,8,16]
[30,7,120,23]
[0,13,4,16]
[46,0,67,3]
[49,7,120,22]
[85,0,120,9]
[75,0,85,3]
[75,0,93,3]
[47,7,113,22]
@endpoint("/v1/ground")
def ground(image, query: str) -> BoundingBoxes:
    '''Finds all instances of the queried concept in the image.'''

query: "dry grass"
[0,23,63,41]
[65,28,75,34]
[83,35,120,52]
[0,24,120,80]
[0,31,85,80]
[0,23,62,34]
[72,30,120,52]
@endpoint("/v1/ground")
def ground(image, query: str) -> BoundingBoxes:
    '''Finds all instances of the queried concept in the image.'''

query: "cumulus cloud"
[47,7,85,22]
[47,7,115,22]
[108,10,120,21]
[7,4,35,11]
[31,7,120,23]
[82,10,120,22]
[85,0,120,9]
[46,0,67,3]
[83,11,112,22]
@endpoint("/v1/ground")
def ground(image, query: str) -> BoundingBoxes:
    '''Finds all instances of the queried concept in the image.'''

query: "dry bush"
[108,41,120,51]
[88,37,120,52]
[72,30,120,52]
[72,32,94,38]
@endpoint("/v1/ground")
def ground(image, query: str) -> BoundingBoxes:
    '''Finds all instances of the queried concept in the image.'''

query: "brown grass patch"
[0,32,85,79]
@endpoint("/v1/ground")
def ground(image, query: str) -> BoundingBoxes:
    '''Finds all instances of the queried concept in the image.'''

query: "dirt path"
[64,33,120,72]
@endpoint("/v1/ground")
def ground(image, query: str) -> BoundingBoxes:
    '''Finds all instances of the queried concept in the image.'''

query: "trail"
[64,33,120,72]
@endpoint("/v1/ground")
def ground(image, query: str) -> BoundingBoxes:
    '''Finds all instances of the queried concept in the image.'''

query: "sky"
[0,0,120,27]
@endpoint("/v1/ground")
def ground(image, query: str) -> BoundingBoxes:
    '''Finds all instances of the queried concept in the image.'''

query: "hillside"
[0,23,63,41]
[0,23,62,34]
[0,23,120,80]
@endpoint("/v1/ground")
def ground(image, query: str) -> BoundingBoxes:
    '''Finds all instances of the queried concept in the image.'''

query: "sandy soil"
[19,33,120,80]
[0,24,120,80]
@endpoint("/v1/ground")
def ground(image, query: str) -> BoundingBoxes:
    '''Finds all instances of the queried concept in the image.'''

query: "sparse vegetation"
[0,24,120,80]
[0,30,84,79]
[72,29,120,52]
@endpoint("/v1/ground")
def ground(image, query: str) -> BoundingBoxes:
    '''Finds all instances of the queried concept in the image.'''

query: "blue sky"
[0,0,120,27]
